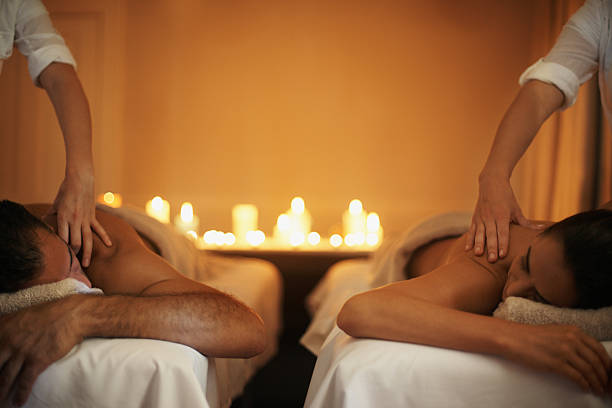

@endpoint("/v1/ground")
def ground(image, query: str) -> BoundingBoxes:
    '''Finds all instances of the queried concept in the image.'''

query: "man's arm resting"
[0,290,266,406]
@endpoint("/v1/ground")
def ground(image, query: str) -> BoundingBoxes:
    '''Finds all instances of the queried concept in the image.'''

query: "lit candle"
[145,196,170,223]
[274,213,291,245]
[366,212,383,247]
[98,191,122,208]
[289,197,312,238]
[307,231,321,246]
[246,230,265,247]
[330,234,343,248]
[232,204,258,246]
[174,202,200,235]
[342,199,366,240]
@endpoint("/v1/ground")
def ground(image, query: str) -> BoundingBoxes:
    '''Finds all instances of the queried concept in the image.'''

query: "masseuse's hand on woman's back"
[50,169,111,268]
[466,174,537,263]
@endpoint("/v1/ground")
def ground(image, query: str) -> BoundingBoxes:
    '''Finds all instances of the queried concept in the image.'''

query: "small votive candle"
[145,196,170,223]
[174,202,200,234]
[233,204,258,245]
[98,192,122,208]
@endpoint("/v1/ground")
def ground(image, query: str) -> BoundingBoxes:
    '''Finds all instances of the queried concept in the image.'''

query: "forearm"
[338,289,517,357]
[70,291,266,358]
[38,62,93,175]
[481,80,564,180]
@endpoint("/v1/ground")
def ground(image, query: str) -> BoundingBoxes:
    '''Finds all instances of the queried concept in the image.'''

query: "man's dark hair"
[0,200,53,293]
[543,209,612,309]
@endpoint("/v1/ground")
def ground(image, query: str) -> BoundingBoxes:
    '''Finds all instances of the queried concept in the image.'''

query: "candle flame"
[152,196,164,211]
[291,197,305,215]
[203,230,218,245]
[349,199,363,215]
[246,230,265,246]
[224,232,236,246]
[330,234,343,248]
[308,232,321,246]
[103,192,115,204]
[289,231,305,247]
[277,213,290,231]
[180,202,194,223]
[367,212,380,231]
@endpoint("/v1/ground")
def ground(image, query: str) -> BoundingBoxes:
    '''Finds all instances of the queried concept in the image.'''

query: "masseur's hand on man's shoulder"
[49,167,112,267]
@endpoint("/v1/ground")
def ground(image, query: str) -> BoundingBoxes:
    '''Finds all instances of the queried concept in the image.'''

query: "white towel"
[0,278,103,315]
[494,296,612,341]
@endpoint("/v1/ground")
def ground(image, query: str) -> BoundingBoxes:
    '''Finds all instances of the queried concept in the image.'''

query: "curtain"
[516,0,608,221]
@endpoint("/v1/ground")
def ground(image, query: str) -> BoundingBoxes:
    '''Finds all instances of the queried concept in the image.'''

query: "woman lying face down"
[502,210,611,310]
[337,209,612,395]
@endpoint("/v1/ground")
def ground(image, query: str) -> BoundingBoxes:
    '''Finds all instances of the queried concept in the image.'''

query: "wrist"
[63,294,99,339]
[489,320,524,359]
[478,166,511,185]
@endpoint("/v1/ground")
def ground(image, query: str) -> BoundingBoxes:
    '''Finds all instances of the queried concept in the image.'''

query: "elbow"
[337,294,370,338]
[229,310,267,359]
[243,313,268,358]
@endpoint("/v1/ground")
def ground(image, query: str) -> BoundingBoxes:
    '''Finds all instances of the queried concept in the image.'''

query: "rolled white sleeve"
[519,0,602,110]
[13,0,76,87]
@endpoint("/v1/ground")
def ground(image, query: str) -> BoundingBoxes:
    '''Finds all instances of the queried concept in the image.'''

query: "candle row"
[97,193,383,250]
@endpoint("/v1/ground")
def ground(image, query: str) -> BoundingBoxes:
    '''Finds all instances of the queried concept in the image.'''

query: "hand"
[49,169,112,267]
[503,324,611,395]
[466,174,539,262]
[0,297,85,406]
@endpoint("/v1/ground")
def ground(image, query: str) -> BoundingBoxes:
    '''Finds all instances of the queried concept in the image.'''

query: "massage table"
[302,259,612,408]
[1,252,282,408]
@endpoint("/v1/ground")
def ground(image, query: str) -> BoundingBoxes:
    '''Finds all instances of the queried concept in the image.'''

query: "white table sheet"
[306,326,612,408]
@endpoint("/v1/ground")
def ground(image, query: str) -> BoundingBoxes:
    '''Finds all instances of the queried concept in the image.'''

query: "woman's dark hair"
[543,209,612,309]
[0,200,52,293]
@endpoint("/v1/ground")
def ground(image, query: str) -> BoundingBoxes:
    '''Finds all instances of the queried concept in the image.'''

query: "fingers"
[0,354,25,403]
[81,225,93,268]
[69,220,82,254]
[558,362,592,393]
[581,335,612,380]
[13,360,47,406]
[497,219,510,259]
[474,222,486,256]
[484,219,498,262]
[91,218,112,247]
[565,346,606,395]
[465,223,476,251]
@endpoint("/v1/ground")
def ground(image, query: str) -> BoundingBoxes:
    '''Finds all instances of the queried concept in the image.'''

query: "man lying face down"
[0,200,267,406]
[338,206,612,395]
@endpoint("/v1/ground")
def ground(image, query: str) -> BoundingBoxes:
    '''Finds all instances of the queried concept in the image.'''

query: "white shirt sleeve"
[14,0,76,87]
[519,0,602,109]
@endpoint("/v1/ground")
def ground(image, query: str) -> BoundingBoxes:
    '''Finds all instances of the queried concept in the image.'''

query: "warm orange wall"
[1,0,547,237]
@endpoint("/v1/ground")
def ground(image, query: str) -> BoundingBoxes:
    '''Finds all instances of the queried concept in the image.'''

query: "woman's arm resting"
[468,80,564,262]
